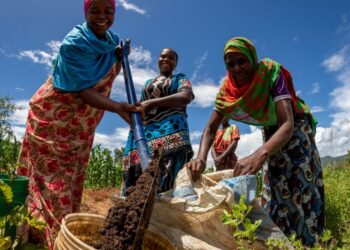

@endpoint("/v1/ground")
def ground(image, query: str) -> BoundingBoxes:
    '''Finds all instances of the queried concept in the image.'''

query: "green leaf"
[0,236,12,250]
[0,180,13,204]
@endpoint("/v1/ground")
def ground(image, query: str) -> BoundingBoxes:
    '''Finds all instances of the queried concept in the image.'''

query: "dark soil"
[99,158,161,250]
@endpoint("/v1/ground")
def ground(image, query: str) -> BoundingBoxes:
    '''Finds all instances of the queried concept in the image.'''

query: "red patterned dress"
[213,124,240,170]
[16,66,117,248]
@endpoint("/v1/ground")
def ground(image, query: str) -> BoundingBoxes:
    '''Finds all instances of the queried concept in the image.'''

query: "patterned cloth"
[52,22,119,92]
[213,124,240,170]
[122,73,194,195]
[214,37,316,132]
[214,36,325,244]
[16,66,118,249]
[261,115,325,245]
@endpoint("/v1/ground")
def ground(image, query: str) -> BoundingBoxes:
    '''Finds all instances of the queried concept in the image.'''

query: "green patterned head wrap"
[224,37,258,69]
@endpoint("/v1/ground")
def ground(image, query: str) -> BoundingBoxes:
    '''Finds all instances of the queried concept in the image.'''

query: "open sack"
[148,168,290,250]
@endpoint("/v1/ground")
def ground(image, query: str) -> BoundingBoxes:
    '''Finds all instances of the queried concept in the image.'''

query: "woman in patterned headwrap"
[16,0,141,247]
[211,116,240,171]
[186,37,324,245]
[122,48,194,196]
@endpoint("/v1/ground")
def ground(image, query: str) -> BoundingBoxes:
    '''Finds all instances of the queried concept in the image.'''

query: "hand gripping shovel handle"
[120,39,151,171]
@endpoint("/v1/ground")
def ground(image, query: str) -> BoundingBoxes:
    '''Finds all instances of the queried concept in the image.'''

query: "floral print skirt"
[261,115,325,245]
[16,67,116,249]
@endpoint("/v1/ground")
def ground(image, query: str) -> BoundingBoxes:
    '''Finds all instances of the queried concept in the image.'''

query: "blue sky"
[1,0,350,161]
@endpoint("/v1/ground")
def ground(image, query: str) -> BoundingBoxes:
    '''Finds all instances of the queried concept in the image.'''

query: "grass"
[323,161,350,247]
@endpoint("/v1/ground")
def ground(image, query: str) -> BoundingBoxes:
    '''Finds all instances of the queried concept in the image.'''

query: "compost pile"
[99,158,161,250]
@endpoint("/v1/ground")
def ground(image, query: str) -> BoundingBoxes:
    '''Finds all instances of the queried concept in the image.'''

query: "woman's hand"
[186,111,223,182]
[116,102,144,125]
[115,41,131,62]
[141,100,154,113]
[233,152,267,177]
[115,46,122,61]
[184,158,206,182]
[141,91,193,113]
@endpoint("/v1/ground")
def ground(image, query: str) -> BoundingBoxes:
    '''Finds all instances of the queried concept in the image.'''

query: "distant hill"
[321,154,348,166]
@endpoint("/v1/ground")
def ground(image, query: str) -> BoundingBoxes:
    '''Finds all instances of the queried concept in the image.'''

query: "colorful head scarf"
[84,0,116,16]
[224,37,258,69]
[215,37,316,130]
[52,22,119,92]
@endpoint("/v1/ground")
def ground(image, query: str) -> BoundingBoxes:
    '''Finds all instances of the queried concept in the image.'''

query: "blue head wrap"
[52,22,119,92]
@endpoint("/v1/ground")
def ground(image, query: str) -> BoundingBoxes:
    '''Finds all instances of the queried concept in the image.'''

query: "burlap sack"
[148,168,290,250]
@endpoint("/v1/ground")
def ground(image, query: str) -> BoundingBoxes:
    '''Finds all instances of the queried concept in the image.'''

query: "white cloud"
[315,126,350,158]
[330,68,350,112]
[11,125,26,143]
[191,80,220,108]
[191,52,208,81]
[0,48,17,58]
[111,46,157,100]
[128,46,152,66]
[118,0,147,15]
[190,130,203,142]
[322,46,348,72]
[94,127,130,150]
[11,100,29,125]
[311,106,325,113]
[7,100,29,142]
[309,82,320,94]
[235,126,263,159]
[336,14,350,36]
[0,48,7,56]
[17,40,60,68]
[316,44,350,157]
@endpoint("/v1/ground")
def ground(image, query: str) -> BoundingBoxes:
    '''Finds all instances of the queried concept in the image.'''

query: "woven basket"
[54,213,176,250]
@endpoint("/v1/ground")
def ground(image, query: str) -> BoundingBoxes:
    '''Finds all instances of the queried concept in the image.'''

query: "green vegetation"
[0,180,46,249]
[323,159,350,247]
[265,230,336,250]
[0,96,46,249]
[84,145,123,189]
[204,165,215,174]
[222,153,350,249]
[223,194,339,249]
[221,194,262,249]
[0,96,21,174]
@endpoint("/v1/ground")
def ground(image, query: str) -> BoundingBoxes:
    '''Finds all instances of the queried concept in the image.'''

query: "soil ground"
[80,187,120,216]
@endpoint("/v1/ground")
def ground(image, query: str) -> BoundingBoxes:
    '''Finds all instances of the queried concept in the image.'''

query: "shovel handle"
[120,39,151,171]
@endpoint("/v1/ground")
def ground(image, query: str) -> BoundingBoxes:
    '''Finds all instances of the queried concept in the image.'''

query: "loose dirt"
[80,187,119,216]
[99,161,160,250]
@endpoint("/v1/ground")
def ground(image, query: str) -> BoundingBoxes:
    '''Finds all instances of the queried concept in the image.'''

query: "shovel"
[120,39,151,170]
[120,39,162,249]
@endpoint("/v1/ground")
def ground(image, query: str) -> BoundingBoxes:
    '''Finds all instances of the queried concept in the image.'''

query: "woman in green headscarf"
[185,37,324,245]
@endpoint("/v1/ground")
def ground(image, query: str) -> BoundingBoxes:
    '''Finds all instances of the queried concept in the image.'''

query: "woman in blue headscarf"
[16,0,141,247]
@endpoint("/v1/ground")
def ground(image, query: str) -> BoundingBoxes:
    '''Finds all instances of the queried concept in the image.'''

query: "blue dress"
[122,73,194,195]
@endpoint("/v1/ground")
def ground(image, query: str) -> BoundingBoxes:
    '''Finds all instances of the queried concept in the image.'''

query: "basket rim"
[60,213,105,250]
